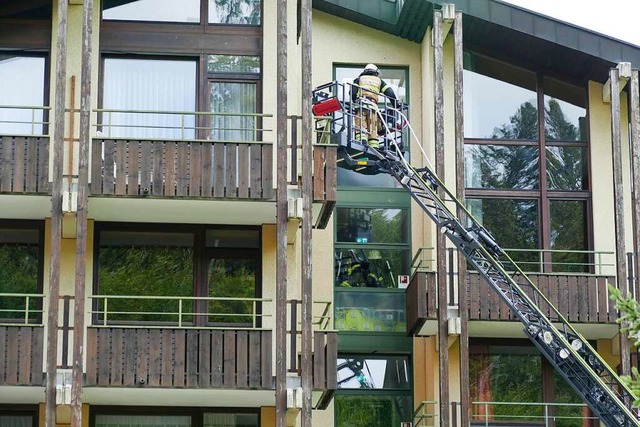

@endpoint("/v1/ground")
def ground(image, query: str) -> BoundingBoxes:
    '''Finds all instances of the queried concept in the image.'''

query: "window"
[0,224,43,323]
[94,411,259,427]
[0,55,46,136]
[470,341,586,426]
[95,225,260,326]
[463,52,590,272]
[102,0,261,25]
[0,409,38,427]
[335,355,412,426]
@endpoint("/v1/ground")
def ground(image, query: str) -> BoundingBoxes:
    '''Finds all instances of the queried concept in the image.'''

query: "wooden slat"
[85,328,97,385]
[213,143,225,197]
[567,275,579,322]
[588,276,600,322]
[489,282,500,320]
[102,140,115,195]
[428,273,437,318]
[30,327,43,385]
[0,328,5,383]
[608,279,619,322]
[538,275,550,319]
[261,330,272,388]
[1,136,13,192]
[236,331,248,389]
[211,330,223,388]
[160,329,173,387]
[261,144,273,199]
[189,142,202,196]
[324,146,337,201]
[139,141,152,196]
[174,330,186,387]
[115,139,127,195]
[199,330,211,387]
[148,329,161,387]
[313,333,325,389]
[185,330,199,387]
[325,332,337,389]
[201,143,213,197]
[12,137,25,192]
[18,327,32,384]
[558,276,568,321]
[26,137,38,192]
[110,328,123,386]
[597,277,608,323]
[90,139,101,194]
[313,146,325,200]
[126,141,140,196]
[152,142,164,196]
[249,144,262,198]
[248,331,261,388]
[6,327,19,385]
[479,280,490,320]
[578,277,589,322]
[123,328,136,386]
[468,275,479,320]
[135,329,148,386]
[164,142,177,196]
[223,330,236,388]
[225,144,237,198]
[38,137,50,193]
[238,144,249,198]
[548,276,560,321]
[97,329,110,386]
[176,142,189,197]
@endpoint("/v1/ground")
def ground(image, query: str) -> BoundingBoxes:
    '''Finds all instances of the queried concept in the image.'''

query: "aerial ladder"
[312,81,640,427]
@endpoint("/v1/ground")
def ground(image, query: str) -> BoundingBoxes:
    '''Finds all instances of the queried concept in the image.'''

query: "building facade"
[1,0,640,426]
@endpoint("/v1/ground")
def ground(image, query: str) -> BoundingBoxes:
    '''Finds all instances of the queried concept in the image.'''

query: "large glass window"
[95,225,260,326]
[0,225,42,322]
[102,0,200,23]
[470,341,585,427]
[464,52,590,273]
[102,58,197,139]
[209,0,261,25]
[0,55,46,136]
[95,412,258,427]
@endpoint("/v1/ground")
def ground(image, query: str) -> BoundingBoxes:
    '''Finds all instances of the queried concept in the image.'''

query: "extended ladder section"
[313,81,640,427]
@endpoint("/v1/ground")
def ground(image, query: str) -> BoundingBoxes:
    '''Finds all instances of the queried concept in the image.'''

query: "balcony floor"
[0,194,51,219]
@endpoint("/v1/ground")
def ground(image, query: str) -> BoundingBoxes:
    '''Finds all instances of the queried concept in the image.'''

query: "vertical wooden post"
[276,0,288,425]
[630,70,640,301]
[71,0,93,426]
[453,11,469,427]
[610,67,631,376]
[300,0,313,424]
[46,0,68,425]
[433,10,450,427]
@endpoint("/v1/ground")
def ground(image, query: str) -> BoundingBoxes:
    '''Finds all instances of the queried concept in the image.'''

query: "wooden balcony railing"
[406,271,437,335]
[0,326,44,386]
[0,135,50,194]
[85,327,273,389]
[312,331,338,391]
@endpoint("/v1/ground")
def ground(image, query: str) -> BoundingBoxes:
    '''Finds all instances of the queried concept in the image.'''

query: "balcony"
[0,293,45,387]
[87,110,337,227]
[406,248,620,337]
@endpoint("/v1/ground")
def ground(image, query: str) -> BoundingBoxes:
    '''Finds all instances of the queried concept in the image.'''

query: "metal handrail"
[0,105,50,137]
[471,401,597,427]
[88,294,272,330]
[0,292,45,327]
[413,400,438,427]
[93,108,273,142]
[411,246,615,275]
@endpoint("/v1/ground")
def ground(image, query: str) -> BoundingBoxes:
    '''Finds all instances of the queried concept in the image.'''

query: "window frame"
[0,220,45,324]
[90,406,261,427]
[92,222,262,327]
[0,406,39,427]
[463,52,592,272]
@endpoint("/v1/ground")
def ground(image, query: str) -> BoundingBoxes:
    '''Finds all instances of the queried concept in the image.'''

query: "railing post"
[178,299,183,328]
[448,247,455,305]
[544,403,549,427]
[628,252,635,299]
[253,300,257,329]
[181,113,185,140]
[25,295,30,325]
[484,403,489,427]
[31,108,36,135]
[103,298,107,326]
[289,300,298,373]
[451,402,458,427]
[108,111,112,137]
[290,115,299,185]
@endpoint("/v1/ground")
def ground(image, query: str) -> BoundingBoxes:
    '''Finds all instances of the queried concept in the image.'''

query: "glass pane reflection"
[550,200,588,272]
[209,0,261,25]
[334,290,405,332]
[336,208,407,244]
[334,248,408,289]
[465,145,539,189]
[337,356,410,389]
[103,0,200,22]
[546,146,588,191]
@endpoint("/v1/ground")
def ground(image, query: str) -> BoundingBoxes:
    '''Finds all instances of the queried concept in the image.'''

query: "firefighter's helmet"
[363,63,379,75]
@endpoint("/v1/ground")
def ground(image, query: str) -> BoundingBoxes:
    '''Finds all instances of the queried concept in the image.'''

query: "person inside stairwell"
[351,63,398,149]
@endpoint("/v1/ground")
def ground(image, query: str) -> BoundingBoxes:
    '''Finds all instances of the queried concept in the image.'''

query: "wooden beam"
[603,62,631,103]
[453,11,470,427]
[276,0,288,426]
[432,4,455,45]
[630,70,640,305]
[70,0,93,426]
[434,10,450,427]
[610,67,631,376]
[300,0,313,424]
[46,0,67,425]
